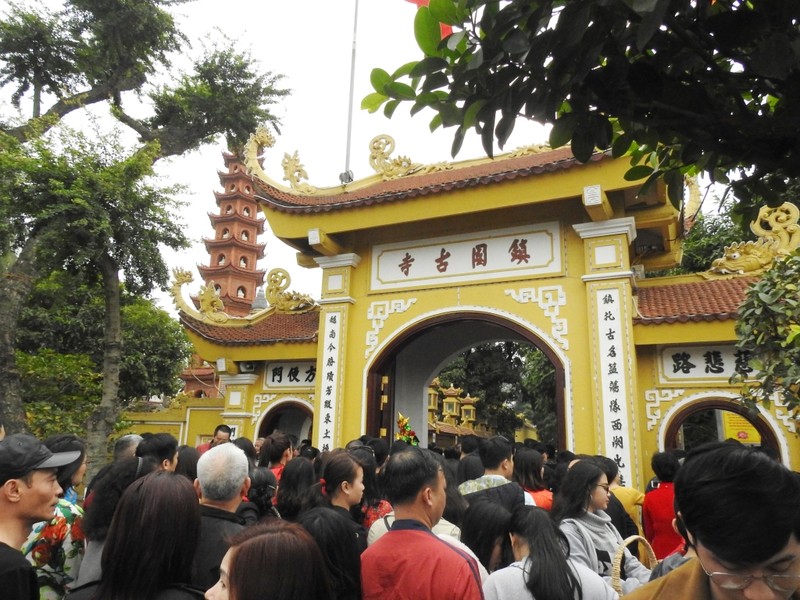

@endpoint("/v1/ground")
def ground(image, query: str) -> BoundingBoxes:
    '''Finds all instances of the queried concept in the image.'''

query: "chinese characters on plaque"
[316,312,342,453]
[263,361,316,389]
[660,345,753,382]
[596,289,633,487]
[371,224,562,291]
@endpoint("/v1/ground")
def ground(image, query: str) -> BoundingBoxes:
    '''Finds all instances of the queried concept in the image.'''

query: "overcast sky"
[3,1,549,313]
[148,0,551,314]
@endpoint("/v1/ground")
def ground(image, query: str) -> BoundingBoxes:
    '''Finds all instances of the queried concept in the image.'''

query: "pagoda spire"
[197,152,266,317]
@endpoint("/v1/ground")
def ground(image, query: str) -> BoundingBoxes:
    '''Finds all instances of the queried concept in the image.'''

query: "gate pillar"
[573,218,642,486]
[313,253,362,451]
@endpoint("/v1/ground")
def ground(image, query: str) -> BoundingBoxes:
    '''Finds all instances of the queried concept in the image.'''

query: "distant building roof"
[180,310,319,345]
[635,277,756,325]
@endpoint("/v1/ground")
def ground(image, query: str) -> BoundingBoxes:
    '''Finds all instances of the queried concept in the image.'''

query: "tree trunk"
[85,253,123,481]
[0,234,43,434]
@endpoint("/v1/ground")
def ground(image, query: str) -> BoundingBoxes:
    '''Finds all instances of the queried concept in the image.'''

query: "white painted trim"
[581,271,636,283]
[219,374,259,386]
[314,253,362,269]
[573,218,637,242]
[253,396,315,432]
[360,304,575,450]
[318,296,356,305]
[656,391,791,466]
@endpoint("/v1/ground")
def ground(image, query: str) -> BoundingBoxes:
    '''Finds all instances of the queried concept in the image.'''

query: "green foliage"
[733,249,800,414]
[0,128,188,293]
[118,298,192,402]
[649,199,755,277]
[18,271,192,404]
[147,42,289,153]
[0,3,80,113]
[437,342,530,437]
[368,1,800,213]
[66,0,187,88]
[1,1,288,149]
[520,348,557,446]
[18,349,101,438]
[679,206,751,274]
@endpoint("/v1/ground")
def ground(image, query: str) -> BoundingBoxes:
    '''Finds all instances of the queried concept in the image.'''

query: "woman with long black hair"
[66,471,203,599]
[553,461,650,595]
[483,506,618,599]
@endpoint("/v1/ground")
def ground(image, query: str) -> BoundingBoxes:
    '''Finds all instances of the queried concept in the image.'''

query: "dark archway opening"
[258,402,313,442]
[366,312,565,449]
[664,399,780,460]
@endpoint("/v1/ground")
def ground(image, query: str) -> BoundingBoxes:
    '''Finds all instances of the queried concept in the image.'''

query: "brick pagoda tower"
[197,152,267,316]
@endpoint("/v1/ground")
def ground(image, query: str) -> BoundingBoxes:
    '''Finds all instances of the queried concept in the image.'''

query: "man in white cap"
[0,434,81,600]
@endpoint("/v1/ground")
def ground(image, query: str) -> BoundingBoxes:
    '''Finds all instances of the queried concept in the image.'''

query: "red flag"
[404,0,453,39]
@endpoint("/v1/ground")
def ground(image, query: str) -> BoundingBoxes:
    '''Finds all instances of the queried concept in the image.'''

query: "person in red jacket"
[361,447,484,600]
[643,451,682,559]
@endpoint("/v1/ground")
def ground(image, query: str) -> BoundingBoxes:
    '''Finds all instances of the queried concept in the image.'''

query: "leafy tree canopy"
[0,0,289,153]
[733,249,800,414]
[19,349,102,439]
[521,347,557,446]
[19,270,192,405]
[438,341,532,438]
[366,0,800,220]
[0,128,187,293]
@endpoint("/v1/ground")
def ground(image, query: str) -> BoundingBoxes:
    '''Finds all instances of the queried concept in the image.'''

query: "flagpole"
[339,0,359,185]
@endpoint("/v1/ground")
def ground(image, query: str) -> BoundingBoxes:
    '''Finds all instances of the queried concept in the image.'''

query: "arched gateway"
[129,134,799,488]
[366,310,569,450]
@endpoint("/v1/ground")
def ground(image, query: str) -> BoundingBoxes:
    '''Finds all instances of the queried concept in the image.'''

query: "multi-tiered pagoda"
[197,153,267,316]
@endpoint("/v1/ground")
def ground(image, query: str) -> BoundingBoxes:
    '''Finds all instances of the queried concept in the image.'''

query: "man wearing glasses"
[627,442,800,600]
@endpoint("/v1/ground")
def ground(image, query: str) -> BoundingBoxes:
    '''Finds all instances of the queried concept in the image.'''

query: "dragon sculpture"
[705,203,800,277]
[170,268,230,324]
[266,268,316,313]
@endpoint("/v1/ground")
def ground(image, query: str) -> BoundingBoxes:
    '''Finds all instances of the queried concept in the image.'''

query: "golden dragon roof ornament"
[368,135,452,180]
[170,268,318,324]
[703,202,800,278]
[242,127,457,194]
[170,269,231,324]
[266,268,316,314]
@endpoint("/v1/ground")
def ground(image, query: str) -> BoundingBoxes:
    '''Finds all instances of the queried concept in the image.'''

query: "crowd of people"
[1,422,799,600]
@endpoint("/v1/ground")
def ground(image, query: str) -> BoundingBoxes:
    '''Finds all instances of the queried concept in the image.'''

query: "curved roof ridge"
[253,148,610,214]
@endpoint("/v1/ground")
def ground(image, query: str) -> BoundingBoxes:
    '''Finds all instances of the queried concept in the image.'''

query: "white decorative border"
[593,287,633,487]
[251,396,314,427]
[318,312,343,452]
[505,285,568,350]
[252,393,278,421]
[656,391,792,467]
[774,394,798,434]
[644,388,685,431]
[360,305,574,451]
[364,298,417,358]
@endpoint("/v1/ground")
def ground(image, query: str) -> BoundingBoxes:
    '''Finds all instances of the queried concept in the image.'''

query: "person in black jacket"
[458,436,534,512]
[190,443,249,591]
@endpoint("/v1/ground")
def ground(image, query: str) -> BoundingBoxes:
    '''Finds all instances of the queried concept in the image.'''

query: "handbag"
[611,535,659,596]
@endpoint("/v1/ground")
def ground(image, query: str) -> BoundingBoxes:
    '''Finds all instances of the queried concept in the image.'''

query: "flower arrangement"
[395,412,419,446]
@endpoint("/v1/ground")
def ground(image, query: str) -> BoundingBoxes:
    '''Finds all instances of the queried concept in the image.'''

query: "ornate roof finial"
[704,202,800,277]
[266,268,317,313]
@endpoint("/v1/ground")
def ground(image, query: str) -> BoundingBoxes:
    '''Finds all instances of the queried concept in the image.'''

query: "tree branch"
[1,76,144,142]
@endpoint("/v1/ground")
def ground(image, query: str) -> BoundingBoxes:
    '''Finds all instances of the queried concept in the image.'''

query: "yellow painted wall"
[152,151,800,488]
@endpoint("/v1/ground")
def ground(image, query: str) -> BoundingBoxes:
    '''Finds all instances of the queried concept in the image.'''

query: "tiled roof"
[180,310,319,345]
[254,148,610,213]
[635,277,757,324]
[430,421,491,437]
